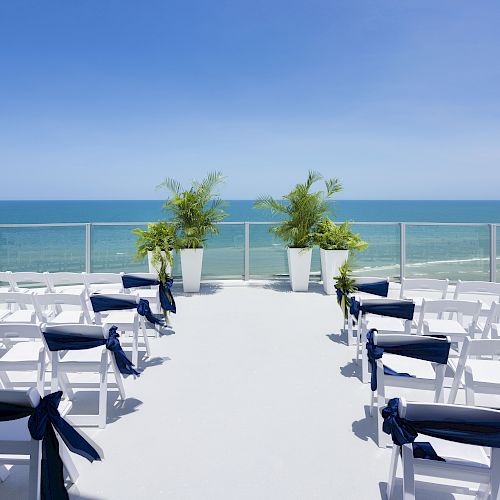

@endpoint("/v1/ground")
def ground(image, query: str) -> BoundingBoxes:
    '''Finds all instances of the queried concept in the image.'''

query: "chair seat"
[382,353,437,380]
[0,310,37,323]
[466,359,500,385]
[61,346,106,363]
[423,319,467,336]
[420,436,489,468]
[103,311,137,326]
[136,289,157,300]
[366,317,407,333]
[0,342,43,363]
[47,311,84,324]
[0,416,31,441]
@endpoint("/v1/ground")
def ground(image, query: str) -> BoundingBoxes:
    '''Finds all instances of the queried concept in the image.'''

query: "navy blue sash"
[335,279,389,316]
[44,326,139,376]
[0,391,100,499]
[366,330,450,391]
[350,298,415,321]
[90,294,164,325]
[121,274,176,314]
[383,398,500,448]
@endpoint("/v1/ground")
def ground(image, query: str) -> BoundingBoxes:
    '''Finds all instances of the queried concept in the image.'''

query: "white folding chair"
[46,272,87,294]
[43,323,126,429]
[0,323,47,396]
[385,399,500,500]
[91,293,151,367]
[454,280,500,312]
[345,277,390,346]
[33,292,92,325]
[355,298,415,384]
[448,337,500,406]
[416,298,482,342]
[369,331,450,448]
[0,388,79,499]
[0,292,38,323]
[10,272,50,294]
[399,278,449,315]
[83,273,123,295]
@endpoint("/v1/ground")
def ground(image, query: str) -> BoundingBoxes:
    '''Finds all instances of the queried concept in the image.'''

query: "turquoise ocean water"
[0,200,499,281]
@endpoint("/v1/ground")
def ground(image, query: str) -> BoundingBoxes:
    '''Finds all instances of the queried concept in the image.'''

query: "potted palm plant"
[313,219,368,295]
[132,221,175,275]
[254,171,342,292]
[158,171,227,293]
[334,260,357,322]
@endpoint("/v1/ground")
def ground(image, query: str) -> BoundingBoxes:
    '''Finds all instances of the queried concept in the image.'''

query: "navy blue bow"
[122,275,176,314]
[159,278,176,314]
[381,398,418,446]
[0,391,100,499]
[44,326,139,377]
[90,294,164,325]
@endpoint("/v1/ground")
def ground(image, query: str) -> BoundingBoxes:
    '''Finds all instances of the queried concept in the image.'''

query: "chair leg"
[98,355,108,429]
[58,372,75,400]
[402,444,416,500]
[141,318,151,358]
[0,465,10,482]
[59,438,79,485]
[386,445,400,499]
[132,327,139,367]
[347,313,353,346]
[111,358,126,400]
[0,371,12,389]
[28,440,42,500]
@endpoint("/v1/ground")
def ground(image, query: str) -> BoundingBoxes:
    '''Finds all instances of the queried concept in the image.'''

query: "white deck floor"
[0,281,480,499]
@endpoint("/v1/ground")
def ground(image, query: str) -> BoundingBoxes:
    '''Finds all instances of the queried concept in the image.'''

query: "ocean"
[0,200,499,281]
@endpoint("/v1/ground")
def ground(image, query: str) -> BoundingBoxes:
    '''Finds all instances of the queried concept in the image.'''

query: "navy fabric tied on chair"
[350,298,415,322]
[44,325,139,376]
[335,279,389,313]
[90,293,164,325]
[121,274,176,314]
[382,397,500,460]
[0,391,100,499]
[366,329,451,391]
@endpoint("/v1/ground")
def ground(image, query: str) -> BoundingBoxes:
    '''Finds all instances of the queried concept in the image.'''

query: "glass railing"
[0,221,498,282]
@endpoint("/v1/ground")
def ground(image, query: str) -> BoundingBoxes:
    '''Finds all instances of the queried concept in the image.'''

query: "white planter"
[320,249,349,295]
[147,251,172,276]
[287,247,312,292]
[180,248,204,293]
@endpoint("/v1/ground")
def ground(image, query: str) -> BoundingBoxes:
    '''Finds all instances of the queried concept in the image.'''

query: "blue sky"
[1,0,499,200]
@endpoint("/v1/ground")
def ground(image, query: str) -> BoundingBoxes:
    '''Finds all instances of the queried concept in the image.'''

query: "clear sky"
[1,1,499,200]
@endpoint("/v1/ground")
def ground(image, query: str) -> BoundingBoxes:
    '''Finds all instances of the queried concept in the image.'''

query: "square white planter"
[287,247,312,292]
[180,248,204,293]
[320,249,349,295]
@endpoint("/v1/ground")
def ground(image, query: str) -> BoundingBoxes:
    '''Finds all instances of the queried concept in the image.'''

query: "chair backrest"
[453,280,500,304]
[42,323,107,340]
[373,331,450,348]
[46,272,86,291]
[83,273,123,294]
[399,397,500,426]
[0,387,40,408]
[417,298,482,332]
[0,291,36,308]
[0,271,15,291]
[122,272,158,290]
[0,322,42,341]
[10,272,50,292]
[460,336,500,358]
[400,278,449,299]
[89,293,138,323]
[33,292,91,323]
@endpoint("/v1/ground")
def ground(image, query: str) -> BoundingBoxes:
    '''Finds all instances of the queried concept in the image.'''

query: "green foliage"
[312,218,368,251]
[253,171,342,248]
[131,222,175,271]
[334,260,357,319]
[158,171,228,249]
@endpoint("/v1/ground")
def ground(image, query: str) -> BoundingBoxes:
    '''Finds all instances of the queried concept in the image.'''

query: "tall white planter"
[320,249,349,295]
[147,251,172,276]
[287,247,312,292]
[180,248,204,293]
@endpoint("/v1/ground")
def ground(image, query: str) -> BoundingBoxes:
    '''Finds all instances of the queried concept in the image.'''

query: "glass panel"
[349,224,400,279]
[406,224,490,281]
[91,225,148,273]
[201,224,245,278]
[0,225,86,272]
[496,225,500,283]
[249,224,287,278]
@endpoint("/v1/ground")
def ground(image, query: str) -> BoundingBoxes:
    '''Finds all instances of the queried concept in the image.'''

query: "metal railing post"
[400,222,406,282]
[490,224,497,282]
[244,222,250,281]
[85,223,91,273]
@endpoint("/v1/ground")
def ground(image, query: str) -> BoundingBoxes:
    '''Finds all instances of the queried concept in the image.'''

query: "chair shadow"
[352,405,377,445]
[172,282,223,296]
[326,330,348,346]
[107,396,143,424]
[378,480,457,499]
[261,280,326,295]
[137,356,171,371]
[339,360,360,379]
